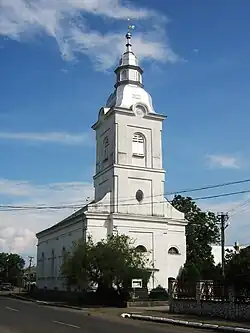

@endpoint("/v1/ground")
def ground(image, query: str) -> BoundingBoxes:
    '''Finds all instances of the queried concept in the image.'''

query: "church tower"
[92,26,168,217]
[35,26,187,292]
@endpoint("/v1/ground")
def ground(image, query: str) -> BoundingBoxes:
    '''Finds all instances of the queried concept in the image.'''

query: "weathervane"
[127,18,135,35]
[125,19,135,52]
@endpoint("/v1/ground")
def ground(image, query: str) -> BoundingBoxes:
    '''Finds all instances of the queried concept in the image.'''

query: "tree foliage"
[61,234,150,292]
[177,262,201,283]
[172,195,220,279]
[149,285,169,300]
[225,246,250,289]
[0,252,25,285]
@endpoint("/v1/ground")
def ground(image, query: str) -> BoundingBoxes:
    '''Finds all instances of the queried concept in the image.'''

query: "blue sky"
[0,0,250,258]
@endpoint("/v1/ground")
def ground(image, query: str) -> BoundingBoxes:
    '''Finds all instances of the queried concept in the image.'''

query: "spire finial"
[126,18,135,52]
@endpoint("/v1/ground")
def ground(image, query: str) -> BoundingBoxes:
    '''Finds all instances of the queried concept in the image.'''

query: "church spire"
[114,23,143,89]
[125,23,135,53]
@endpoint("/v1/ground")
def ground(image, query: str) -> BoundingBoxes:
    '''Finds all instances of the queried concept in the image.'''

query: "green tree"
[172,195,220,279]
[225,246,250,289]
[0,252,25,285]
[0,253,8,280]
[178,262,201,283]
[225,248,236,265]
[61,234,150,293]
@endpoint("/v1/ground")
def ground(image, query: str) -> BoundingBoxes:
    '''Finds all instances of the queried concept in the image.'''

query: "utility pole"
[28,256,34,291]
[28,256,34,270]
[217,212,229,279]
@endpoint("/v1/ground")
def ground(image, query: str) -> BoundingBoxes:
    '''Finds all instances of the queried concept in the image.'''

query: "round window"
[136,189,144,202]
[133,103,147,117]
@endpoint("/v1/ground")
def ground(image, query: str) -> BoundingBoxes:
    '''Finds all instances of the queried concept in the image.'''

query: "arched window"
[132,133,145,156]
[120,70,127,81]
[168,247,179,255]
[130,70,137,81]
[41,252,45,277]
[135,245,147,253]
[62,247,66,263]
[51,249,55,276]
[103,136,109,160]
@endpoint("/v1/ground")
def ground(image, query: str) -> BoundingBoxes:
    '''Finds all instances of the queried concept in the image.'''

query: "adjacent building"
[212,242,246,265]
[36,28,187,291]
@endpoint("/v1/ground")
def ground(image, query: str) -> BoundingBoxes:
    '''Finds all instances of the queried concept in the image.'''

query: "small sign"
[132,278,142,289]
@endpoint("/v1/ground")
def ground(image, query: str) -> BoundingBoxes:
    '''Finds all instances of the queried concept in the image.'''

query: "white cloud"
[0,179,34,196]
[0,131,93,145]
[66,0,153,19]
[0,0,181,71]
[0,178,94,204]
[205,154,242,169]
[0,226,36,254]
[0,178,94,259]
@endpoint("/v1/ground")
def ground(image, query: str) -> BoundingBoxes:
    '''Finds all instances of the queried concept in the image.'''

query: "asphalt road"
[0,296,216,333]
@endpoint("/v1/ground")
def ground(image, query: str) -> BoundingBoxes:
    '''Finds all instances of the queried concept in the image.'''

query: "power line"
[166,178,250,196]
[1,177,249,212]
[1,177,250,211]
[103,177,250,205]
[209,197,250,229]
[191,189,250,201]
[1,188,250,211]
[229,197,250,215]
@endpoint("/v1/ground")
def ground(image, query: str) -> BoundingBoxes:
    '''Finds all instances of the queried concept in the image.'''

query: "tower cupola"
[105,24,155,113]
[114,26,143,88]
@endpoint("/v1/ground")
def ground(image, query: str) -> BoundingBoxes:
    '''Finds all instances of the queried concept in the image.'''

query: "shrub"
[149,285,168,300]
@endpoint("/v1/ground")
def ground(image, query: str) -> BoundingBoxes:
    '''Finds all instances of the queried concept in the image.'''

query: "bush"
[149,285,168,300]
[31,287,128,307]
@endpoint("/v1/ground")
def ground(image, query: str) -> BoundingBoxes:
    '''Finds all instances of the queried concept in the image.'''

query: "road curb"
[121,313,250,332]
[9,293,39,304]
[35,300,84,311]
[8,293,84,311]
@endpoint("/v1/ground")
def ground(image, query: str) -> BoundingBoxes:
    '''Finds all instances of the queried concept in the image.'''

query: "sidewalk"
[120,309,250,332]
[84,306,250,331]
[145,309,250,327]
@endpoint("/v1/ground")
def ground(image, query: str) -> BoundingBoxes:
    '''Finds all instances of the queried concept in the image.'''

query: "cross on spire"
[126,19,135,52]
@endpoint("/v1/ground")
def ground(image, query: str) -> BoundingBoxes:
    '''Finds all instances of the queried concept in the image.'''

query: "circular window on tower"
[136,189,144,202]
[133,103,148,118]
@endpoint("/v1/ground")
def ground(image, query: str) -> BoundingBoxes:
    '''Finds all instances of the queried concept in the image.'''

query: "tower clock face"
[134,104,147,117]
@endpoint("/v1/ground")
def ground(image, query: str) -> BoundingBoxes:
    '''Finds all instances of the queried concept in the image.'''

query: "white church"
[36,29,187,291]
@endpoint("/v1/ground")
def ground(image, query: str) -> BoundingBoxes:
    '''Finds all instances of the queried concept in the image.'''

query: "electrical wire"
[1,177,250,211]
[229,197,250,215]
[98,177,250,205]
[1,188,250,211]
